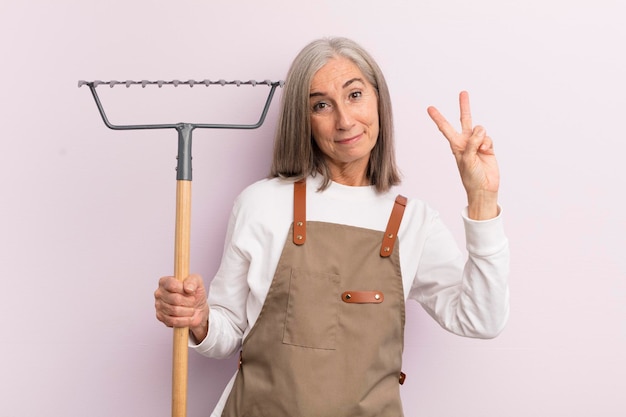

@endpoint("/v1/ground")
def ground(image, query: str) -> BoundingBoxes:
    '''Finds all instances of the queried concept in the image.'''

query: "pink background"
[1,1,624,416]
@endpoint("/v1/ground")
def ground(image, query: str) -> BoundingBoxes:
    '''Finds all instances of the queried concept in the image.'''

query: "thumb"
[183,274,204,294]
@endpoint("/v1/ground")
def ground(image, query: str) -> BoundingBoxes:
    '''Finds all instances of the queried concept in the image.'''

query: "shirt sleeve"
[408,207,510,338]
[190,203,250,359]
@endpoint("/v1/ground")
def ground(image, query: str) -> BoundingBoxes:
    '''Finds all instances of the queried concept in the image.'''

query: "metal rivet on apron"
[374,293,381,300]
[383,246,390,253]
[345,293,351,300]
[387,233,394,239]
[297,221,303,227]
[296,235,303,240]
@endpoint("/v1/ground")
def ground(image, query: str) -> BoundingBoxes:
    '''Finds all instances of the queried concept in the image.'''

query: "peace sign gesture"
[427,91,500,220]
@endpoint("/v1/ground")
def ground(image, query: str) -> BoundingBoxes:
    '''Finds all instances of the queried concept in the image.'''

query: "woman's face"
[309,56,379,184]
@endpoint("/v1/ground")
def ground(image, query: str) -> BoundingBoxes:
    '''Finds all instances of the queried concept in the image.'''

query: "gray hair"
[269,37,401,192]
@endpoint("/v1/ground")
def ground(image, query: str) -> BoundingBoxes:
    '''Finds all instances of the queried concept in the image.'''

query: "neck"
[328,165,370,187]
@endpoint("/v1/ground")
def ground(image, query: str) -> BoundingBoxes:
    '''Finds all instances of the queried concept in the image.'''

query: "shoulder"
[404,196,437,222]
[230,177,294,224]
[234,177,293,206]
[389,190,441,238]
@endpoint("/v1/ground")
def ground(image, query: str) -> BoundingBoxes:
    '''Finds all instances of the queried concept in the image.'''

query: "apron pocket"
[282,267,340,350]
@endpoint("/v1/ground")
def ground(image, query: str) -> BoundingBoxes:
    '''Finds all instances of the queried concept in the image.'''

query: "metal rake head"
[79,77,284,181]
[79,78,283,131]
[78,79,284,88]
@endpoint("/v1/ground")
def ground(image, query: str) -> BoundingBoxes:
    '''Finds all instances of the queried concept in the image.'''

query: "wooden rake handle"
[170,125,195,417]
[172,179,192,417]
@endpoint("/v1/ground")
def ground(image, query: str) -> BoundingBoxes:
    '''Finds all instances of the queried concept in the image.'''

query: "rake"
[79,78,282,417]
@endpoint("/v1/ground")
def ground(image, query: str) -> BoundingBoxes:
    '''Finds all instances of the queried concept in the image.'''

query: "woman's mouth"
[335,134,362,145]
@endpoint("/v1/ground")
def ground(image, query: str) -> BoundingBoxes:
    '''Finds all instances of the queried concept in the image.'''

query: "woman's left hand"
[427,91,500,220]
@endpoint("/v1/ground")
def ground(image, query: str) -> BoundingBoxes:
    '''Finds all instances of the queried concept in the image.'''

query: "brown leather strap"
[293,179,306,245]
[380,195,408,257]
[341,291,384,304]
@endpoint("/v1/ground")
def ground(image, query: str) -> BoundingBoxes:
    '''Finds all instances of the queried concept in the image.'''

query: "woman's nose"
[334,102,355,130]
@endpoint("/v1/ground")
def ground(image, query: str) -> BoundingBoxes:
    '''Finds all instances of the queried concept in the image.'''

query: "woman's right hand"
[427,91,500,220]
[154,273,209,343]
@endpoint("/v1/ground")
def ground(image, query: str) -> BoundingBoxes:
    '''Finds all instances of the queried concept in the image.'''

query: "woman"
[155,37,509,416]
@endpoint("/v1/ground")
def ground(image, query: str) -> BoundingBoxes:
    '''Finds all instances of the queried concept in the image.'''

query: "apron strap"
[380,195,408,257]
[293,181,407,254]
[293,179,306,245]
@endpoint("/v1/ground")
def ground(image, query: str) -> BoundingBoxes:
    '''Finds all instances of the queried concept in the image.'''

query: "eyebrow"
[309,77,366,98]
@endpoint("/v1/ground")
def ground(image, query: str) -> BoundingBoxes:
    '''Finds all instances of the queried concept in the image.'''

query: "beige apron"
[222,180,408,417]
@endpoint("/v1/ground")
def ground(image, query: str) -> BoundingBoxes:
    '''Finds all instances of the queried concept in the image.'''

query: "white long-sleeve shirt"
[192,174,510,415]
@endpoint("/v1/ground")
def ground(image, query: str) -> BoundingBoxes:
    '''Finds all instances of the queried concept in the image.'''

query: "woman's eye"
[350,91,362,99]
[312,102,329,112]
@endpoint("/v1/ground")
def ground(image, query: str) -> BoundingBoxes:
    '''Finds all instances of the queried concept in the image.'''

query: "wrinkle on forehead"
[309,57,369,96]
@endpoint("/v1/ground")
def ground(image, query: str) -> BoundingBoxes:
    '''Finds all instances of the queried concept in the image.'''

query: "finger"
[427,105,458,141]
[156,295,197,317]
[479,134,495,155]
[158,276,184,294]
[467,126,487,154]
[183,274,204,295]
[155,285,197,310]
[459,91,473,134]
[155,305,196,328]
[155,299,181,318]
[168,288,200,307]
